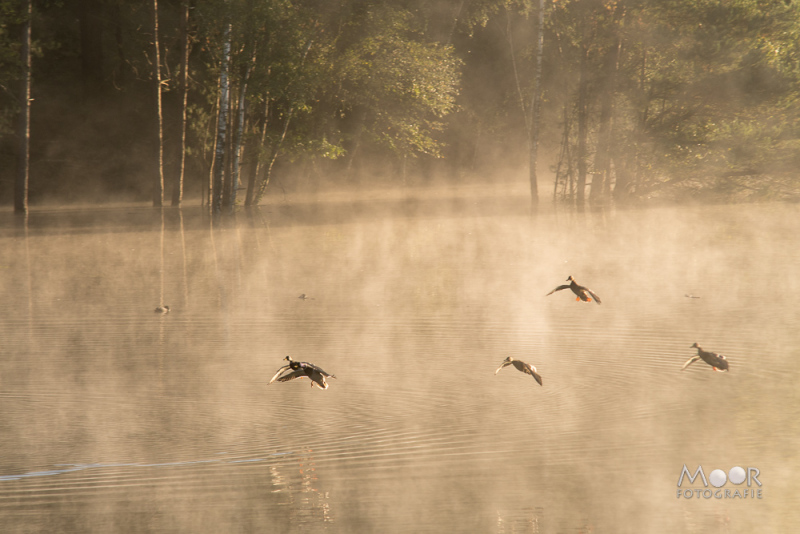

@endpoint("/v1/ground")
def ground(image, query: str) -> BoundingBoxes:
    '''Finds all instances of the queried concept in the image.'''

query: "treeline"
[2,0,799,212]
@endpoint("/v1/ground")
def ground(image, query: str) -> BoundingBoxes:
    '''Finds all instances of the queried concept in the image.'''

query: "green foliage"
[335,8,461,157]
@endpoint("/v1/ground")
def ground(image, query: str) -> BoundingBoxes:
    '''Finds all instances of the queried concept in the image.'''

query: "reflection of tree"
[268,447,335,527]
[495,505,542,534]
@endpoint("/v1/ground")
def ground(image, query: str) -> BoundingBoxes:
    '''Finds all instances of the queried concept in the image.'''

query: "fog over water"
[1,188,798,533]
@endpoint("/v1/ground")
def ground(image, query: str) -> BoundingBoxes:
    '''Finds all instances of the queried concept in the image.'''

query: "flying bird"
[681,343,729,372]
[269,356,336,389]
[495,357,543,386]
[154,305,170,314]
[546,276,602,304]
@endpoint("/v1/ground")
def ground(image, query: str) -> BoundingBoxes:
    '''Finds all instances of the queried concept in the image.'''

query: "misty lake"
[1,187,798,533]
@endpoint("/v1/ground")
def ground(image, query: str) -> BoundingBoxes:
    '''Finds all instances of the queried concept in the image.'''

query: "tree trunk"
[576,33,589,209]
[222,88,235,208]
[245,96,269,207]
[15,0,32,214]
[614,46,647,202]
[212,23,232,214]
[251,39,313,205]
[230,47,256,208]
[172,0,190,207]
[253,106,294,205]
[152,0,164,207]
[528,0,544,213]
[591,3,625,204]
[554,97,572,202]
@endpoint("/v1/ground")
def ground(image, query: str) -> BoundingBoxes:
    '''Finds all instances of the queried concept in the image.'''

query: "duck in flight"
[269,356,336,389]
[681,343,729,372]
[546,276,602,304]
[495,357,543,386]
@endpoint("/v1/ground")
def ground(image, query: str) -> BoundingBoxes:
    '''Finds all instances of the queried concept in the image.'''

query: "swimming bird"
[684,294,701,299]
[546,276,602,304]
[495,357,543,386]
[298,294,315,300]
[681,343,729,372]
[154,305,170,314]
[269,356,336,389]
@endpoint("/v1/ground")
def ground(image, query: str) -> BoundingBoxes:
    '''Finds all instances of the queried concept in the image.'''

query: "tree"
[528,0,544,212]
[172,0,190,207]
[212,21,232,214]
[15,0,32,214]
[152,0,165,207]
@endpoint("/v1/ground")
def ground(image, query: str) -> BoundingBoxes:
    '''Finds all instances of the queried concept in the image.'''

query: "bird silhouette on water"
[546,276,602,304]
[495,357,543,386]
[269,356,336,389]
[681,343,729,372]
[298,294,315,300]
[154,305,170,314]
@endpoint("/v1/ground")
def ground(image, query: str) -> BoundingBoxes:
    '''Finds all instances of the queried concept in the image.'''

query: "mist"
[1,195,798,532]
[2,0,800,532]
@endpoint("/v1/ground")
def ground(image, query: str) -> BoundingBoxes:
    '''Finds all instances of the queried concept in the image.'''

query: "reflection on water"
[0,192,798,533]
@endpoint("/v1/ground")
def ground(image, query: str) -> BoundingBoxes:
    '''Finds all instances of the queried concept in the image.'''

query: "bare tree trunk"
[206,77,221,209]
[152,0,164,207]
[591,3,625,204]
[251,39,313,206]
[172,0,190,207]
[245,95,269,207]
[576,32,589,209]
[528,0,544,213]
[212,22,232,214]
[230,46,256,208]
[15,0,32,215]
[222,88,235,208]
[554,97,571,202]
[253,106,294,205]
[615,46,647,201]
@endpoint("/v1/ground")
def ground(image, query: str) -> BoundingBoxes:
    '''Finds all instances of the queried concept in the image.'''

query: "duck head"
[566,276,575,282]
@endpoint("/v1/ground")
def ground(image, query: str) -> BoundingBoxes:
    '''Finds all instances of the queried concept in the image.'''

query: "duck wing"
[495,361,513,374]
[513,360,543,385]
[578,284,602,304]
[300,361,335,379]
[546,284,571,296]
[681,356,700,371]
[308,370,331,389]
[274,369,309,383]
[268,364,293,384]
[531,370,543,386]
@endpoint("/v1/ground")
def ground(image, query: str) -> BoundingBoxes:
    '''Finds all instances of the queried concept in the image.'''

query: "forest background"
[2,0,799,211]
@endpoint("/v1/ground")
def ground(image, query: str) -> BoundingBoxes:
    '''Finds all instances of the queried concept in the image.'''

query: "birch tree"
[152,0,165,207]
[211,22,232,214]
[15,0,32,214]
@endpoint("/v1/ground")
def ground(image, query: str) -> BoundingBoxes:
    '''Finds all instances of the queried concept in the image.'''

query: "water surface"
[1,191,798,532]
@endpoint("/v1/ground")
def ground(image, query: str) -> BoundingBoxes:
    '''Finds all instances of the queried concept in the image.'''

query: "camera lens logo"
[677,465,762,499]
